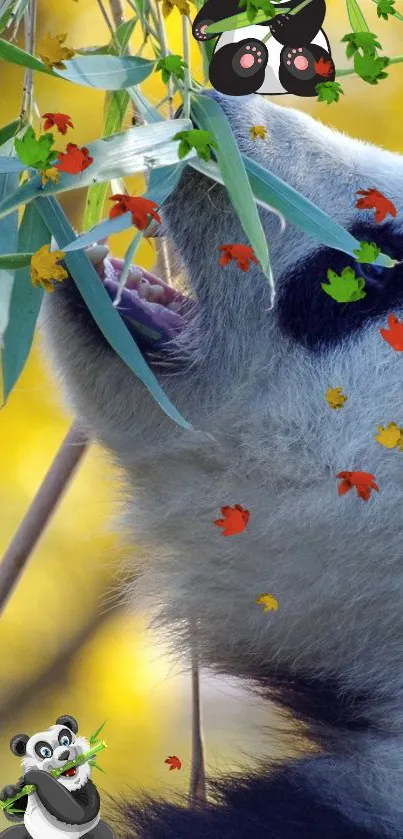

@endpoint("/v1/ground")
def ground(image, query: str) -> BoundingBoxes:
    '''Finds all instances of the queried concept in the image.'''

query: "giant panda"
[0,715,114,839]
[192,0,335,96]
[40,90,403,838]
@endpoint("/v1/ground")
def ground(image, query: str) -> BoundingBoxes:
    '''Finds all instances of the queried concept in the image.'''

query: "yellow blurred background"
[0,0,402,829]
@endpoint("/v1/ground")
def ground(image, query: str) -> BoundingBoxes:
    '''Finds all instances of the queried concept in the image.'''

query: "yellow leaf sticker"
[326,387,348,409]
[30,244,67,293]
[41,167,60,186]
[374,422,403,450]
[249,125,267,141]
[37,33,75,70]
[255,593,279,613]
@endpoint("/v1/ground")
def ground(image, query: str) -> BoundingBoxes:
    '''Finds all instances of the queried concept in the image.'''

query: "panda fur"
[40,91,403,838]
[0,716,114,839]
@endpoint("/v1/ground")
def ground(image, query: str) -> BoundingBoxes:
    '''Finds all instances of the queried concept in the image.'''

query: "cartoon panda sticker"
[0,716,115,839]
[192,0,335,97]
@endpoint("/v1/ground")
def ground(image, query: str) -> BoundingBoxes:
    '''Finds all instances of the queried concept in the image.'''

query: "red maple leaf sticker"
[214,504,250,536]
[336,471,379,502]
[55,143,93,174]
[165,756,182,771]
[42,112,74,135]
[109,194,162,231]
[379,314,403,351]
[314,56,334,77]
[219,244,258,272]
[355,188,397,224]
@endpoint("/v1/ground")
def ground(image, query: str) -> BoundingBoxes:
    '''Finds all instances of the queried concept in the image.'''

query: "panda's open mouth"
[61,767,77,778]
[87,245,195,352]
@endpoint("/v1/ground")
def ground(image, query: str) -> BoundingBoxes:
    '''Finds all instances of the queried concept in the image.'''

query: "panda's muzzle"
[58,750,70,762]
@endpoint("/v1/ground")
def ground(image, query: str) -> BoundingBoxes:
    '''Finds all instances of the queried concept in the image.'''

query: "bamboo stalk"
[0,423,88,615]
[109,0,125,27]
[155,0,174,118]
[19,0,36,127]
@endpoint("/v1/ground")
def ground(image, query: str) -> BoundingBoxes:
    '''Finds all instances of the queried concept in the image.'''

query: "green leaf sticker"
[321,266,367,303]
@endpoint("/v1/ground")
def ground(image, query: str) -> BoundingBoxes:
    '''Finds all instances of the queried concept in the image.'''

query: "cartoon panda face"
[11,717,92,792]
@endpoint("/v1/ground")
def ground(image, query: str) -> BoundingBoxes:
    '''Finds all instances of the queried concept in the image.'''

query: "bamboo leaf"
[90,719,107,745]
[0,169,18,370]
[190,93,272,292]
[0,39,155,90]
[346,0,370,32]
[0,119,21,147]
[0,252,33,268]
[241,153,394,267]
[36,196,192,430]
[2,202,50,402]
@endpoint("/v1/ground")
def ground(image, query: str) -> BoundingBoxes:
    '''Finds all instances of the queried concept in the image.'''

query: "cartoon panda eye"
[58,729,73,747]
[35,742,53,760]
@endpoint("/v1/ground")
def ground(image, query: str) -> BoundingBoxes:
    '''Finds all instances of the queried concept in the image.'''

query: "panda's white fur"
[214,27,330,94]
[40,93,403,837]
[21,726,99,839]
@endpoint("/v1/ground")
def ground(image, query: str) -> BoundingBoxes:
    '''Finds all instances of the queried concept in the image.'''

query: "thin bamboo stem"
[109,0,125,27]
[19,0,36,126]
[96,0,116,41]
[188,634,207,809]
[0,423,88,615]
[155,1,174,117]
[182,15,191,120]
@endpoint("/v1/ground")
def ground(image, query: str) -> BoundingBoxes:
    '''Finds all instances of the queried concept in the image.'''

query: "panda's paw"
[0,781,24,801]
[279,44,335,96]
[209,39,268,96]
[192,17,216,41]
[231,40,268,79]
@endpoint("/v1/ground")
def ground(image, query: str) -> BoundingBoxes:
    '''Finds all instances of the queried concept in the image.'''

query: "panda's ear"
[56,715,78,734]
[10,734,29,756]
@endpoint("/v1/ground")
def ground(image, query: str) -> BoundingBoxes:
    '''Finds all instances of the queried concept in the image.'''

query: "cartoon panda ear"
[56,715,78,734]
[10,734,29,756]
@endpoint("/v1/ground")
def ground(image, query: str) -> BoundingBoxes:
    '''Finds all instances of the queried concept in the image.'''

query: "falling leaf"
[316,81,344,104]
[249,125,267,141]
[355,188,397,224]
[173,129,217,162]
[336,471,379,502]
[255,593,279,612]
[155,55,187,84]
[379,314,403,351]
[321,266,366,303]
[42,112,74,135]
[219,244,258,272]
[14,126,57,170]
[353,241,382,264]
[37,33,75,70]
[40,167,61,186]
[158,0,191,16]
[30,244,67,293]
[326,387,348,409]
[165,755,182,770]
[109,194,161,231]
[214,504,250,536]
[374,422,403,449]
[55,143,94,175]
[314,57,334,77]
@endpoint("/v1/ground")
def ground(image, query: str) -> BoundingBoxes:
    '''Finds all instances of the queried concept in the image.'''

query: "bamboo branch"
[188,633,207,809]
[337,54,403,76]
[19,0,37,127]
[0,423,89,615]
[155,1,174,118]
[109,0,125,27]
[96,0,117,41]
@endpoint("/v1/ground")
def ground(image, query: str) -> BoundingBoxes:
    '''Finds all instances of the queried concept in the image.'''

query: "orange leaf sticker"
[165,755,182,770]
[379,314,403,351]
[219,244,258,272]
[336,471,379,502]
[30,244,67,292]
[314,56,333,77]
[55,143,93,175]
[355,188,397,224]
[37,33,75,70]
[109,194,161,231]
[214,504,250,536]
[255,593,279,612]
[43,112,74,135]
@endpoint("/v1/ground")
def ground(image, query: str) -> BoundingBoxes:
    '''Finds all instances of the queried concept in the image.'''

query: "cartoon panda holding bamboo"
[192,0,335,96]
[0,716,114,839]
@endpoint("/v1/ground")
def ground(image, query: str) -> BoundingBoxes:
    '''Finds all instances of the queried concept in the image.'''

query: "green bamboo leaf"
[0,169,18,370]
[0,252,33,268]
[346,0,370,32]
[0,39,155,89]
[2,202,50,402]
[114,16,137,53]
[36,196,192,430]
[190,93,272,294]
[0,118,21,147]
[90,720,107,745]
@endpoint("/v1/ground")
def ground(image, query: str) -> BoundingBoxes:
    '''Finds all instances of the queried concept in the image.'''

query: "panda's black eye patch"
[58,729,73,747]
[276,220,403,351]
[35,741,53,760]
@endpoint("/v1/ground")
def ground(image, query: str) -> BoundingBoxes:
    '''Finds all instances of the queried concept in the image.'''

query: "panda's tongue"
[62,767,77,777]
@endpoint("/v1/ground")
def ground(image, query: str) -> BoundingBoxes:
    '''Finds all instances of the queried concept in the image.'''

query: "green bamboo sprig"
[0,741,107,813]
